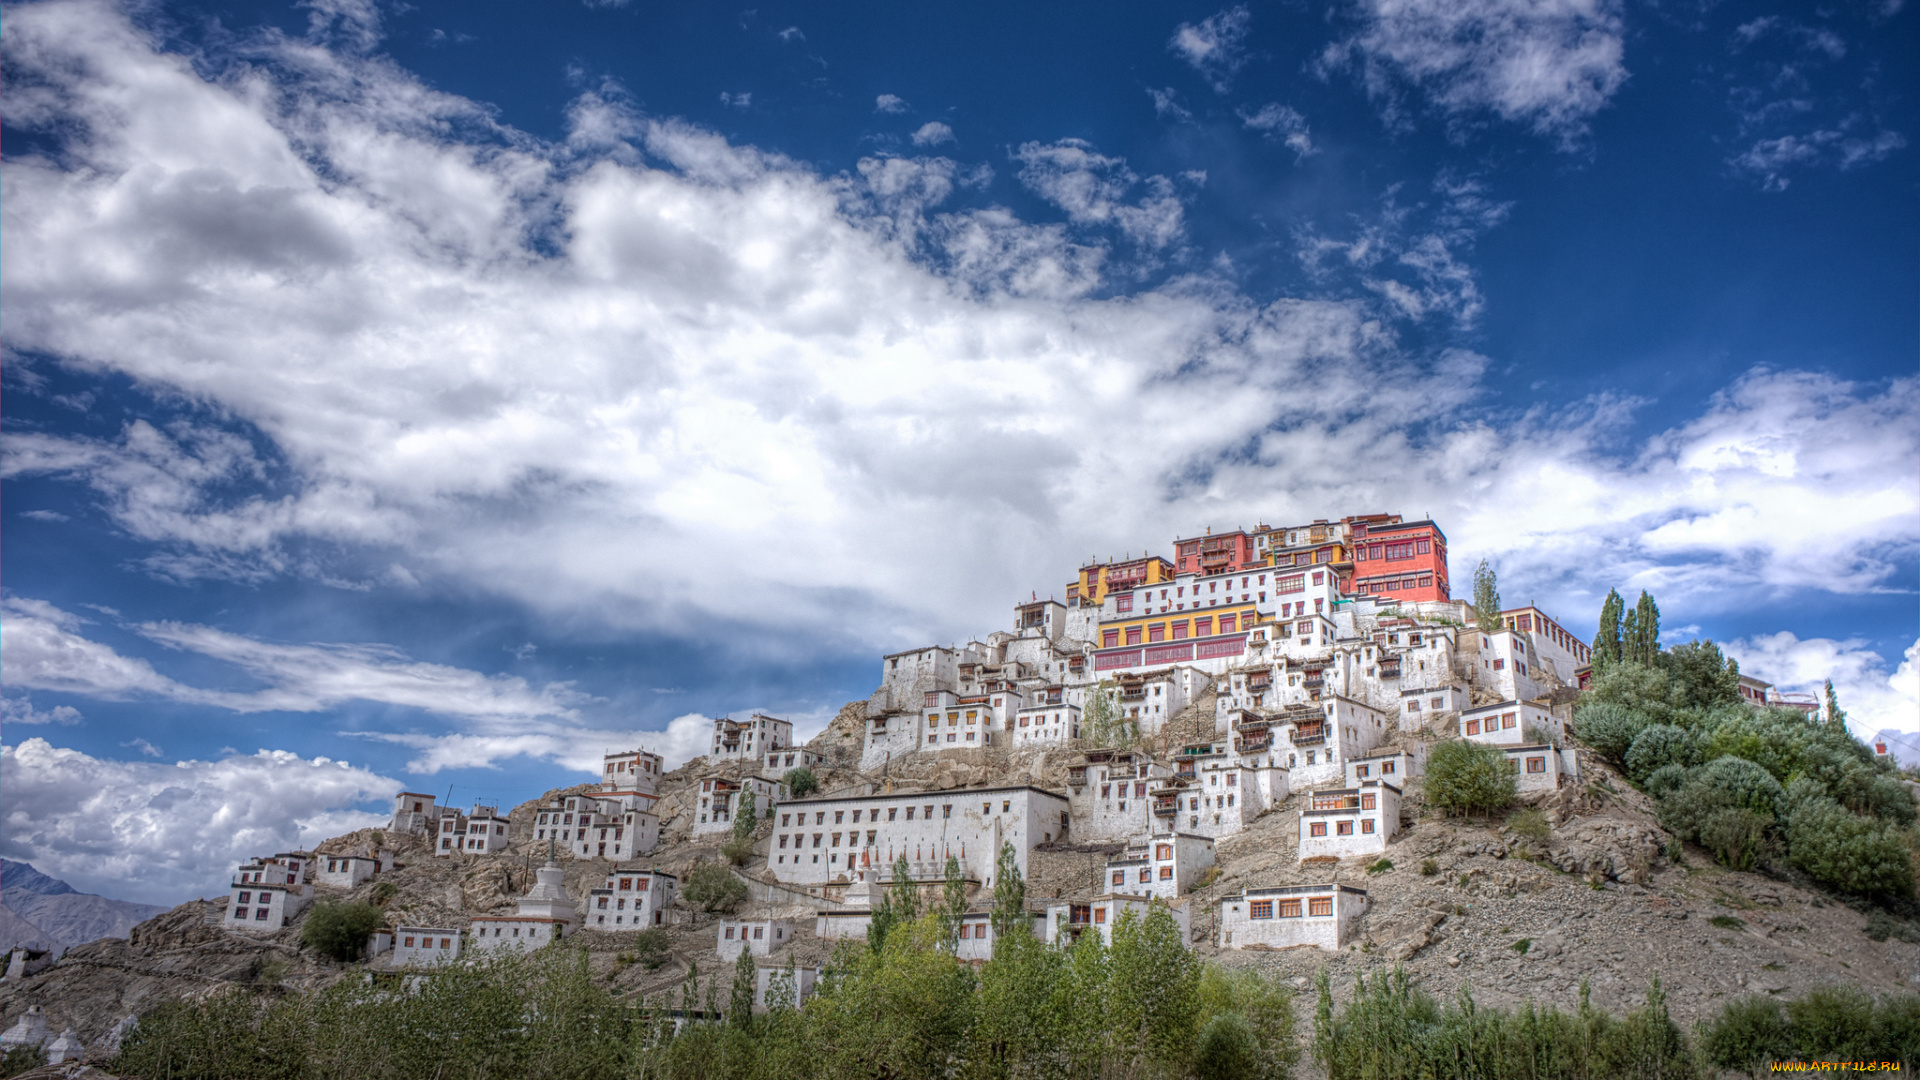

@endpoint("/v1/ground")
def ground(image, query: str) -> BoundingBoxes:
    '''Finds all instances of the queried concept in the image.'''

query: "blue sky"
[2,0,1914,904]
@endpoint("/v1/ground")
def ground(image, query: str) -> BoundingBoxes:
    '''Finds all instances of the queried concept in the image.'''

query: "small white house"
[1503,744,1572,792]
[317,853,389,889]
[1344,749,1420,787]
[1013,703,1083,746]
[365,930,394,960]
[391,791,439,836]
[1398,684,1469,729]
[1042,894,1189,948]
[437,805,510,857]
[754,963,820,1012]
[764,748,824,780]
[602,748,665,795]
[1298,780,1401,861]
[585,868,677,930]
[954,909,1046,962]
[717,917,791,960]
[1104,832,1214,901]
[815,907,873,941]
[1460,700,1561,747]
[224,855,313,932]
[1216,884,1366,950]
[713,714,795,761]
[692,776,786,838]
[535,792,662,861]
[393,927,461,967]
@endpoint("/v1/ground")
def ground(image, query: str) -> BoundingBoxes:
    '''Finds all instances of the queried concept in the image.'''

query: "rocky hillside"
[3,702,1916,1065]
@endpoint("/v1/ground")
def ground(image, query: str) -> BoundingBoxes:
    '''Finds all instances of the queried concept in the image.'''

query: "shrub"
[1366,859,1393,875]
[1192,1012,1260,1080]
[1865,911,1920,944]
[1573,700,1651,759]
[1700,996,1788,1074]
[0,1045,42,1079]
[1506,807,1550,842]
[1787,797,1916,899]
[1659,756,1787,866]
[1708,915,1744,930]
[1624,724,1693,781]
[721,835,756,866]
[1425,739,1517,817]
[370,880,396,905]
[684,860,749,913]
[300,900,385,962]
[632,926,673,968]
[1644,763,1689,800]
[1419,859,1439,876]
[783,767,819,798]
[1698,807,1772,871]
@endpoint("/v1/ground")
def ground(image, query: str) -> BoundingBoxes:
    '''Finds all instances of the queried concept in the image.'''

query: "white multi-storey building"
[316,851,391,889]
[534,791,661,860]
[717,918,792,960]
[601,748,665,796]
[692,776,786,837]
[222,854,312,932]
[1345,749,1420,787]
[437,804,510,857]
[471,858,578,951]
[1460,700,1563,747]
[764,747,824,779]
[390,792,438,836]
[766,786,1070,889]
[1399,683,1470,729]
[1068,750,1171,842]
[713,715,794,762]
[1298,780,1402,861]
[1104,832,1214,900]
[584,868,677,929]
[1217,884,1366,950]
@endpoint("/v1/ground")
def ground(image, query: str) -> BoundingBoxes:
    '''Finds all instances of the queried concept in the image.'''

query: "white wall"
[768,787,1069,888]
[392,927,462,967]
[718,918,793,960]
[1216,886,1365,950]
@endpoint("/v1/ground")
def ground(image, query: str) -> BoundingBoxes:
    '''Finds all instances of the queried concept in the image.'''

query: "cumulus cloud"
[1726,634,1920,738]
[0,737,395,904]
[0,694,82,726]
[910,121,954,147]
[0,0,1914,680]
[1012,139,1186,248]
[874,94,909,113]
[1240,103,1316,159]
[1326,0,1628,146]
[1169,7,1252,93]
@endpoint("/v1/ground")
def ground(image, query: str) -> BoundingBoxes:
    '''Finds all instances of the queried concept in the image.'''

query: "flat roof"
[1227,883,1368,899]
[1360,519,1447,542]
[781,784,1070,807]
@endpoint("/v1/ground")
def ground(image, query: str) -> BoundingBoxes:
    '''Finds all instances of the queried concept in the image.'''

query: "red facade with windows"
[1172,530,1259,577]
[1349,520,1449,603]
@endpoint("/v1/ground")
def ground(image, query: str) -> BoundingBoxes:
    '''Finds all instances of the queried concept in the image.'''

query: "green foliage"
[1107,902,1203,1071]
[1786,796,1916,899]
[1312,968,1696,1080]
[1192,965,1297,1080]
[1703,985,1920,1069]
[733,790,758,842]
[1366,858,1394,875]
[1825,679,1849,736]
[1627,591,1661,667]
[1593,588,1625,670]
[0,1045,43,1079]
[988,841,1026,941]
[1419,858,1439,876]
[684,860,749,913]
[1697,808,1772,871]
[1699,996,1787,1074]
[1472,559,1502,632]
[1573,700,1654,759]
[1506,807,1551,843]
[730,946,756,1029]
[300,900,385,962]
[1865,910,1920,944]
[1624,724,1693,781]
[939,854,967,949]
[1643,763,1689,800]
[1708,915,1745,930]
[868,853,921,954]
[1658,756,1787,869]
[1510,938,1531,954]
[1192,1012,1259,1080]
[806,916,977,1080]
[1425,739,1517,817]
[1664,639,1742,711]
[369,881,396,906]
[782,767,818,798]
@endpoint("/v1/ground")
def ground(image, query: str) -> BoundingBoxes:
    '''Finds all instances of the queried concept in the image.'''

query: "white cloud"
[0,694,83,726]
[0,737,395,904]
[719,91,751,110]
[910,121,954,147]
[1327,0,1627,146]
[1731,129,1906,191]
[1726,634,1920,738]
[125,737,163,756]
[1147,88,1192,122]
[1169,7,1252,93]
[874,94,909,113]
[0,0,1913,680]
[1012,139,1186,248]
[1239,103,1316,158]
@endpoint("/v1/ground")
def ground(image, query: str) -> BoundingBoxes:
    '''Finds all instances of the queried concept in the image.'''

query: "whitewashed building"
[1298,781,1401,861]
[768,785,1070,889]
[1504,744,1573,792]
[585,867,677,930]
[391,792,439,836]
[316,851,390,889]
[1217,884,1366,950]
[1013,701,1081,746]
[393,926,461,967]
[717,917,792,960]
[764,747,824,779]
[1068,750,1171,842]
[1042,894,1189,948]
[713,714,795,762]
[1399,683,1470,729]
[692,776,786,838]
[437,805,510,857]
[1460,700,1562,747]
[1345,749,1420,787]
[471,859,578,951]
[602,748,665,796]
[754,963,820,1012]
[955,909,1047,962]
[1104,832,1214,900]
[1469,630,1550,703]
[535,791,661,860]
[223,854,312,932]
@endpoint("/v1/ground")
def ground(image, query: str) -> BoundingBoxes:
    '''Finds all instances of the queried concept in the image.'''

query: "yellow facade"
[1067,556,1176,607]
[1096,603,1264,647]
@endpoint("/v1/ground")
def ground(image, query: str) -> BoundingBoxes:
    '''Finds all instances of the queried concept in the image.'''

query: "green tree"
[782,767,818,798]
[1594,588,1625,669]
[868,853,920,954]
[685,860,748,913]
[1107,901,1202,1072]
[1425,739,1517,816]
[1666,639,1742,710]
[1624,724,1694,781]
[805,916,977,1080]
[988,842,1026,941]
[733,790,758,842]
[730,944,757,1029]
[1825,679,1850,737]
[300,900,385,962]
[1787,796,1916,899]
[1630,590,1662,665]
[939,854,968,950]
[1472,559,1502,632]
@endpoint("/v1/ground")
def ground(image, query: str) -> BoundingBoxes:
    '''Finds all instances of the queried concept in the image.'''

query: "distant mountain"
[0,863,166,951]
[1,860,77,896]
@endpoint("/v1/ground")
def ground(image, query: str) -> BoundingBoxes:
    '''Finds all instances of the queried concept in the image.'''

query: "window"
[238,891,252,904]
[1249,900,1274,919]
[1195,617,1212,636]
[1309,822,1327,837]
[1094,906,1107,924]
[1466,719,1481,735]
[1102,630,1119,648]
[1383,761,1396,775]
[1527,757,1547,773]
[1139,868,1151,883]
[1159,867,1172,879]
[1220,614,1236,634]
[1277,573,1303,595]
[1112,871,1125,886]
[255,907,270,920]
[1148,623,1164,642]
[1114,593,1133,613]
[1362,820,1375,834]
[1356,764,1370,778]
[1279,899,1302,918]
[1337,821,1354,835]
[1170,621,1188,640]
[1126,627,1142,646]
[1360,794,1376,810]
[1503,713,1517,729]
[1309,897,1333,917]
[404,936,415,948]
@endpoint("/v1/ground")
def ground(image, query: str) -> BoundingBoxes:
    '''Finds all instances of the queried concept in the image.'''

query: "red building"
[1172,529,1260,577]
[1349,519,1449,603]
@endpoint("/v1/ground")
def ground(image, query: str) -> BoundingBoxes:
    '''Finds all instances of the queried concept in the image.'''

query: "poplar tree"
[1594,588,1625,669]
[1631,591,1662,665]
[1472,559,1502,632]
[1824,679,1849,736]
[729,946,756,1029]
[989,841,1026,940]
[939,854,967,949]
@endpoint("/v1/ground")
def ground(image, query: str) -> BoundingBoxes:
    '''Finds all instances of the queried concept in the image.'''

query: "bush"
[300,900,385,962]
[783,767,819,799]
[632,926,673,968]
[1698,807,1772,871]
[370,880,396,905]
[1419,859,1439,876]
[1506,807,1550,843]
[1699,996,1787,1073]
[1366,859,1393,875]
[1624,724,1693,781]
[684,860,749,912]
[1787,797,1916,899]
[1865,911,1920,944]
[1660,756,1787,866]
[1193,1012,1259,1080]
[0,1045,42,1079]
[721,835,756,866]
[1425,739,1517,817]
[1573,700,1651,759]
[1644,763,1689,799]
